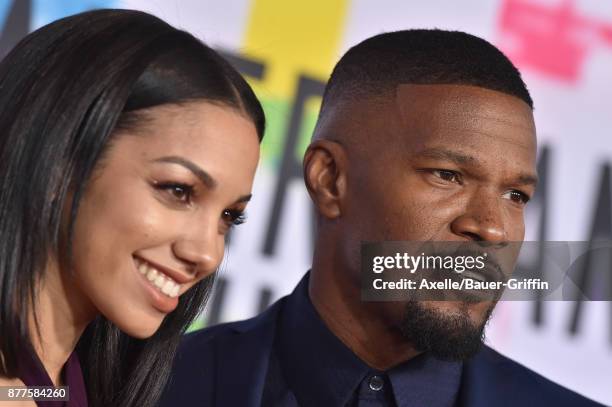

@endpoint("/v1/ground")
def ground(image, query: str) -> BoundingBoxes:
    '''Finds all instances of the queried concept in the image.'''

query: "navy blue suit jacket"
[160,294,604,406]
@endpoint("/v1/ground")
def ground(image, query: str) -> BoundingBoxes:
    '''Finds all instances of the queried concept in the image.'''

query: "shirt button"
[368,375,384,391]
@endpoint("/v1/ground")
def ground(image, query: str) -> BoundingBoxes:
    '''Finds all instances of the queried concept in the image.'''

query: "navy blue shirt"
[262,274,462,407]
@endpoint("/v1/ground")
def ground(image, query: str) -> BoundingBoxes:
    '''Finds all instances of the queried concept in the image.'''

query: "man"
[160,30,602,406]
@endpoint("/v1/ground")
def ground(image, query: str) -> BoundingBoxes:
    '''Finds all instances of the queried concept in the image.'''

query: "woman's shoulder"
[0,375,37,406]
[0,375,24,386]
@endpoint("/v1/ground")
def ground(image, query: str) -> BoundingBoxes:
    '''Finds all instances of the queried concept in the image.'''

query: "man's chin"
[398,300,495,361]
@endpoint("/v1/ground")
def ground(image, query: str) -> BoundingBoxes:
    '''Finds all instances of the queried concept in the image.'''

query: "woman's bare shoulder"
[0,375,37,406]
[0,375,24,386]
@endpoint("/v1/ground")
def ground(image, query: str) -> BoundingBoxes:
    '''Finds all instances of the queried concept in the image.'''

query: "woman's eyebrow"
[152,156,217,189]
[235,194,252,204]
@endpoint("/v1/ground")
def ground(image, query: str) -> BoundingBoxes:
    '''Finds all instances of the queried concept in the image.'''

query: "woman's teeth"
[135,259,181,298]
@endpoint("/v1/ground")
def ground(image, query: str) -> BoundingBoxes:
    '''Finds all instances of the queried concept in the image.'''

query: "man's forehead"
[316,84,536,164]
[395,84,535,131]
[392,84,536,151]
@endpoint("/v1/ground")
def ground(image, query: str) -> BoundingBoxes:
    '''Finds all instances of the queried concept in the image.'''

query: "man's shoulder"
[461,345,603,406]
[178,297,284,360]
[159,299,285,406]
[169,295,286,382]
[179,317,250,352]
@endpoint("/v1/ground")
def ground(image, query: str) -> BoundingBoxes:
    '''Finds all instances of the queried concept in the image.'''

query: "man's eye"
[432,169,461,183]
[155,183,194,203]
[222,209,246,227]
[503,190,530,205]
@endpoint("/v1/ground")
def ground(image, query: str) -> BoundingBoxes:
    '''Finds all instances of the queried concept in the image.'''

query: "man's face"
[340,84,537,359]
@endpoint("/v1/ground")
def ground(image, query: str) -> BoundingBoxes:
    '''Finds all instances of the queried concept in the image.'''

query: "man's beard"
[399,300,496,361]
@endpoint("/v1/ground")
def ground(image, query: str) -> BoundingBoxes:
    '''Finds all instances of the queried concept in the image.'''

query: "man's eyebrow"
[417,147,538,187]
[152,156,217,189]
[513,173,538,188]
[417,147,477,165]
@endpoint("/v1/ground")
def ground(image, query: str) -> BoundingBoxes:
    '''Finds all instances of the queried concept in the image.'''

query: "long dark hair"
[0,9,264,406]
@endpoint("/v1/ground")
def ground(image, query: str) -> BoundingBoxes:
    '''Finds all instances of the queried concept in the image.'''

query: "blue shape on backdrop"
[0,1,12,27]
[31,0,119,29]
[0,0,119,31]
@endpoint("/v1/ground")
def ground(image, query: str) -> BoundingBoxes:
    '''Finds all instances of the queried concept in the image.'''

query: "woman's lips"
[133,256,182,314]
[135,257,181,298]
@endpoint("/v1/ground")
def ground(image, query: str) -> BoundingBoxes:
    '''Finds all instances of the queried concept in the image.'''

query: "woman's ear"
[303,139,348,219]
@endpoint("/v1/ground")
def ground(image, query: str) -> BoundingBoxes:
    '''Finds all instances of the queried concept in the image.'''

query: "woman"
[0,9,265,407]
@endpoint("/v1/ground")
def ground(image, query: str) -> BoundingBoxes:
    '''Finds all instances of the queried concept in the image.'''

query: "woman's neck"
[28,256,97,385]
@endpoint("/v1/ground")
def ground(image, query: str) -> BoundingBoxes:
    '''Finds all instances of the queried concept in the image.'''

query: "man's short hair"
[319,29,533,122]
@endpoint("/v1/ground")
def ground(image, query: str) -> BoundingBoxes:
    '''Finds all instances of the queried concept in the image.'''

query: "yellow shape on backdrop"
[242,0,349,99]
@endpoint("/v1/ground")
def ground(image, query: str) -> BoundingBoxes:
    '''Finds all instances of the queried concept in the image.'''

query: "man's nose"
[450,189,508,244]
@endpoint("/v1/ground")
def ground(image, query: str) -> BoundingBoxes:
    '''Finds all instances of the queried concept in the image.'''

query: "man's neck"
[308,264,420,371]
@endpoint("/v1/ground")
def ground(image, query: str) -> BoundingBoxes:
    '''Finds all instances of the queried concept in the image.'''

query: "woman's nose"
[171,222,224,277]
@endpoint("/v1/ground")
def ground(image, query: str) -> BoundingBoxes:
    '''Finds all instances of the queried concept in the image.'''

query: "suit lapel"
[214,300,284,407]
[456,345,529,407]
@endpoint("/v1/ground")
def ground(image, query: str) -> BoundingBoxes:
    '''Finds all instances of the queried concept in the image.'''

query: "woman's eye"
[432,169,461,183]
[503,190,530,205]
[222,209,246,227]
[155,183,194,204]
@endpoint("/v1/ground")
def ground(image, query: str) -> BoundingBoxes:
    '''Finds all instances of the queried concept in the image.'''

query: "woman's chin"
[109,310,165,339]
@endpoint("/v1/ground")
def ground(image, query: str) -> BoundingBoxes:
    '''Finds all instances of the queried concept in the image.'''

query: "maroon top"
[18,349,88,407]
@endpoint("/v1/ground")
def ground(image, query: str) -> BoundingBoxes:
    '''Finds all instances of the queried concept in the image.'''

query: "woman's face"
[70,101,260,338]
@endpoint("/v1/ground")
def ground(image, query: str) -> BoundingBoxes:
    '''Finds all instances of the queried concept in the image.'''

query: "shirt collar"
[277,272,462,407]
[388,351,462,406]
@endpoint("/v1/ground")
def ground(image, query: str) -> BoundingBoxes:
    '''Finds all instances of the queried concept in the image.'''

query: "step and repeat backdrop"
[1,0,610,404]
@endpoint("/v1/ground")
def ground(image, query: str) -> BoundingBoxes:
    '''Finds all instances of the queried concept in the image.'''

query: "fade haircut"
[317,29,532,128]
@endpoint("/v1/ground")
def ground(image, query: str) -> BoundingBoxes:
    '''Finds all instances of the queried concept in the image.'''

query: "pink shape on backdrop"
[497,0,612,83]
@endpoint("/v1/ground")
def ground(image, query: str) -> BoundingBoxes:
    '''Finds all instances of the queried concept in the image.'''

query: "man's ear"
[303,139,347,219]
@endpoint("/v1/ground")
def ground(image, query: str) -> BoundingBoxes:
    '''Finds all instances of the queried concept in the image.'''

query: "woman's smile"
[134,256,181,313]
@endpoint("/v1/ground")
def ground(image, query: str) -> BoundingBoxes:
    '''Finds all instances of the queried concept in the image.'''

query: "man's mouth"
[461,269,488,283]
[461,263,505,284]
[135,257,181,298]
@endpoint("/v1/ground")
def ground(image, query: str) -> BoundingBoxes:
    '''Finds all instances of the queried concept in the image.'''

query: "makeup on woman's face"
[69,101,260,338]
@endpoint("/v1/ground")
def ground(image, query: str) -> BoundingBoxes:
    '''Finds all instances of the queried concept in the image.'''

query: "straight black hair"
[0,8,264,407]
